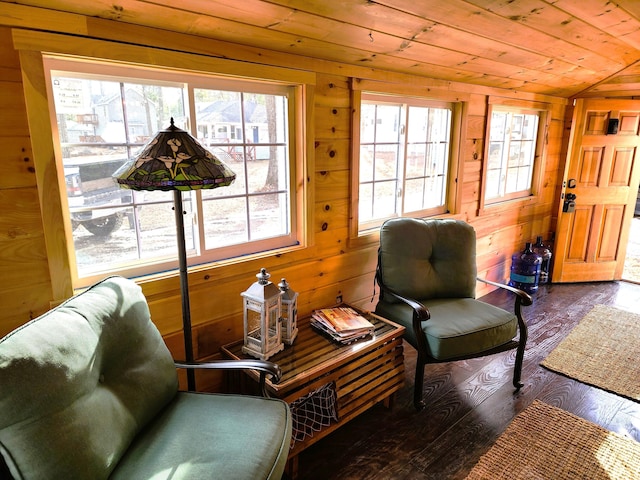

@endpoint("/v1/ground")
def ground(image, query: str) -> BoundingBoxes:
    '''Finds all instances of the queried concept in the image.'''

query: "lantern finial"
[257,268,270,285]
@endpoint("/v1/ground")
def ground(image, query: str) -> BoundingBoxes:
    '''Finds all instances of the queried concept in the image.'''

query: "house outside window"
[45,57,300,286]
[356,93,456,234]
[482,101,549,207]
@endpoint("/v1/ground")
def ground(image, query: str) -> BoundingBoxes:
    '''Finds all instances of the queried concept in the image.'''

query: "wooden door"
[552,99,640,283]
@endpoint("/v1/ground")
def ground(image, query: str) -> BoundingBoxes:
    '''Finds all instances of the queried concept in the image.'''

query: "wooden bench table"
[221,307,405,478]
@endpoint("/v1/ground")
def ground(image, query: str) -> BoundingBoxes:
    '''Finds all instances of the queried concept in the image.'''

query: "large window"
[483,103,548,205]
[356,94,455,233]
[45,57,300,286]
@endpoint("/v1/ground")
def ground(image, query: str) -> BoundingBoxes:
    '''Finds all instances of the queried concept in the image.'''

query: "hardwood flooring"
[294,281,640,480]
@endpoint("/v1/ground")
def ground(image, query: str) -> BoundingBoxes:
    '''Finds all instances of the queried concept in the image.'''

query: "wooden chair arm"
[175,359,282,397]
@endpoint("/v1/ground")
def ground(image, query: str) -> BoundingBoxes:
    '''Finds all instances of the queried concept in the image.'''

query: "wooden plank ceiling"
[9,0,640,98]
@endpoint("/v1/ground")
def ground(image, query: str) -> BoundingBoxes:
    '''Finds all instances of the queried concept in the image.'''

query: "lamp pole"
[173,190,196,391]
[113,118,236,394]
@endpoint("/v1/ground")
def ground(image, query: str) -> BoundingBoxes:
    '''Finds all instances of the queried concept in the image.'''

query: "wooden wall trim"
[352,77,471,103]
[17,49,74,302]
[11,29,317,85]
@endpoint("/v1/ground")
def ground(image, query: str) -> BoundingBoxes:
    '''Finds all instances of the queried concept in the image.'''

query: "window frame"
[479,97,550,213]
[45,59,302,287]
[15,30,314,292]
[350,84,463,240]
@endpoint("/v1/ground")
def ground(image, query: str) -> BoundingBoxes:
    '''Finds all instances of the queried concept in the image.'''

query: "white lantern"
[241,268,284,360]
[278,278,298,345]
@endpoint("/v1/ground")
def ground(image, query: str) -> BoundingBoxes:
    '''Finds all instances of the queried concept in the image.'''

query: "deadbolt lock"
[563,192,576,213]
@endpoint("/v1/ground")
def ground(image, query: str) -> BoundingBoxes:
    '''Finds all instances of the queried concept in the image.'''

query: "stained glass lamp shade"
[113,118,236,390]
[114,117,236,190]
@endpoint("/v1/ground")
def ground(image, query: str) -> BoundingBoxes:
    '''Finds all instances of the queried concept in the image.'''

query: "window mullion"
[500,113,512,197]
[185,85,206,257]
[239,92,252,242]
[398,104,408,215]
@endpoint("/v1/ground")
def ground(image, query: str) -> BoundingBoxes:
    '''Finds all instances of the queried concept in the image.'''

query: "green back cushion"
[378,218,477,301]
[0,276,178,480]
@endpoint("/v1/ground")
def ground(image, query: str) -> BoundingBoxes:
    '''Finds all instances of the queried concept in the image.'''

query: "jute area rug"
[540,304,640,401]
[465,400,640,479]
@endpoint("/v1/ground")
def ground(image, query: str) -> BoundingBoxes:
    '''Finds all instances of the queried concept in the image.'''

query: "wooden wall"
[0,8,568,391]
[0,27,54,335]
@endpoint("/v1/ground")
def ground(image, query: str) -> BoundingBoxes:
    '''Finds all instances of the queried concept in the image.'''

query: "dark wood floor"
[295,280,640,480]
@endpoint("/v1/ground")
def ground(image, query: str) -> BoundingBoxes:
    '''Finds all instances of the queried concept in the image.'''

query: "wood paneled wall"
[0,27,53,334]
[0,9,568,391]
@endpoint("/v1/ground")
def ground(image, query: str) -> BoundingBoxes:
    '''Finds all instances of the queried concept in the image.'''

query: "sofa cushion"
[0,276,178,480]
[110,392,292,480]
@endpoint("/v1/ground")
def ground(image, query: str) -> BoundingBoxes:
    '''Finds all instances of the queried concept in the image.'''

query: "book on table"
[311,306,374,344]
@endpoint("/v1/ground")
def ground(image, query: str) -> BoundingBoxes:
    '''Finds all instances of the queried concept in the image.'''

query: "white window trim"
[478,97,551,215]
[349,81,464,242]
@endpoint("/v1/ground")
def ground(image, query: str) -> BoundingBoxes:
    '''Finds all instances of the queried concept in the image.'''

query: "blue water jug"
[533,236,552,284]
[509,242,542,294]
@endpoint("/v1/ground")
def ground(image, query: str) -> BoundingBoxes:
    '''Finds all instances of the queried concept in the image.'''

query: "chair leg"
[414,360,426,411]
[512,337,526,391]
[512,294,529,391]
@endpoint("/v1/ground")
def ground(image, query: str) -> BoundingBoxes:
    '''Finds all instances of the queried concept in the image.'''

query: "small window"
[45,56,302,286]
[483,103,548,205]
[355,93,456,234]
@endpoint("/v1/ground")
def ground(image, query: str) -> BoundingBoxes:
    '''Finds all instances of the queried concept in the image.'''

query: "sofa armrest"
[175,359,281,397]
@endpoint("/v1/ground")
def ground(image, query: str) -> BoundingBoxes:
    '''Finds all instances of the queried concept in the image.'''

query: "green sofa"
[0,276,292,480]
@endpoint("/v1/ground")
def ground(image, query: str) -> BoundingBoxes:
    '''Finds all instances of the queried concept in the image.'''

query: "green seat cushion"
[110,392,292,480]
[376,298,517,360]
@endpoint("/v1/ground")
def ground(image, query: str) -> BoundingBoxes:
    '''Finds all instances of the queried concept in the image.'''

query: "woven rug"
[540,304,640,401]
[465,400,640,479]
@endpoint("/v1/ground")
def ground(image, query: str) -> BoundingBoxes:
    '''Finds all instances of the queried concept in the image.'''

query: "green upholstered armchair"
[0,276,292,480]
[374,218,532,411]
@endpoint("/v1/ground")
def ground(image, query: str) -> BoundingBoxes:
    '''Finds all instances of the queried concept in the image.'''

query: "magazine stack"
[311,306,375,344]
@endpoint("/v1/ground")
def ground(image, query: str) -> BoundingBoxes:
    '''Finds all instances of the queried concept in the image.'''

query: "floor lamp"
[113,118,236,391]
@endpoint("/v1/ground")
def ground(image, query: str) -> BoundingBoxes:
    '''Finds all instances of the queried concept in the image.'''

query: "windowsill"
[349,212,465,249]
[478,194,538,216]
[348,228,381,250]
[74,242,312,293]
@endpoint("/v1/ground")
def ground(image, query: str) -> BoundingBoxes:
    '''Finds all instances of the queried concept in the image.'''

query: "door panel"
[584,111,608,135]
[619,112,640,134]
[577,147,602,185]
[609,147,634,185]
[597,206,624,262]
[552,99,640,283]
[566,206,592,262]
